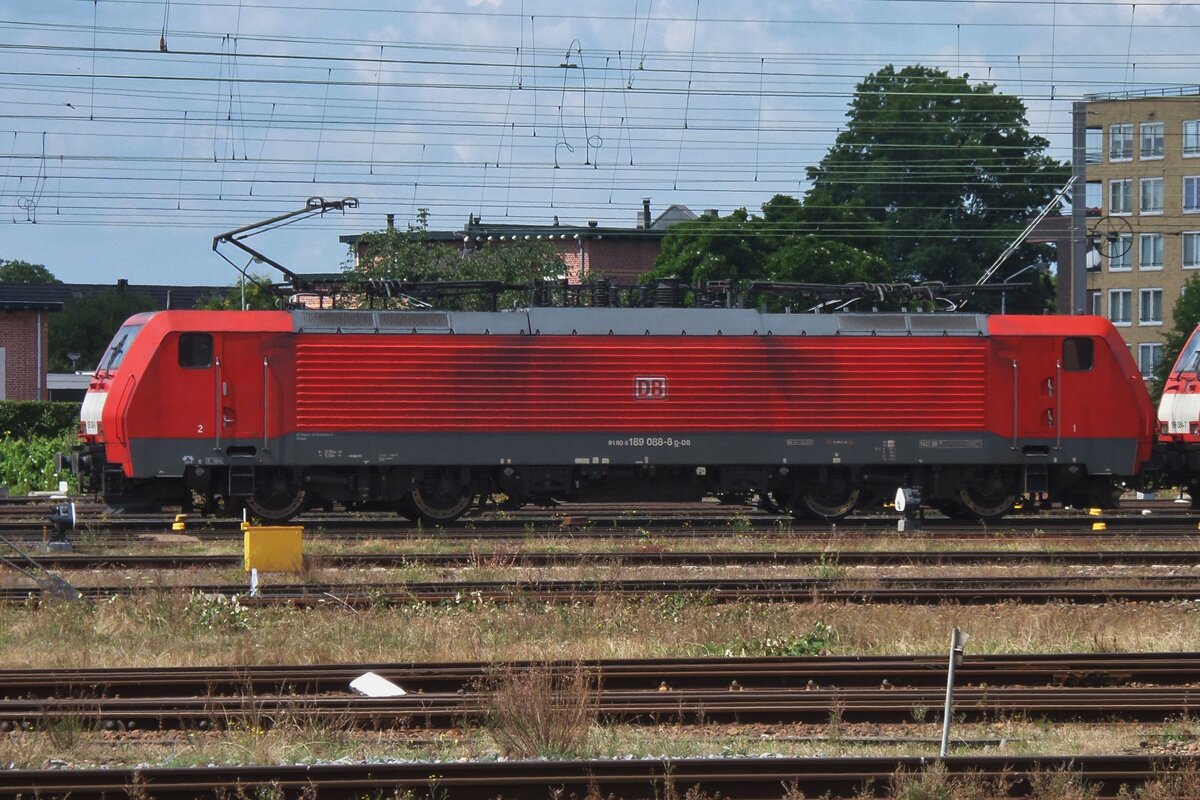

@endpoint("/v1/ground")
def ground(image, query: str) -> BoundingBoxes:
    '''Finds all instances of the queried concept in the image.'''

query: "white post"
[940,627,967,758]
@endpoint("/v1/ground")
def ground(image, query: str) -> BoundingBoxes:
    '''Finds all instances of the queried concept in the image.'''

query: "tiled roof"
[0,281,227,311]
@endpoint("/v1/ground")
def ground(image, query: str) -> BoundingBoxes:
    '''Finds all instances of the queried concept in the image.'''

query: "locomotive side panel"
[288,334,999,467]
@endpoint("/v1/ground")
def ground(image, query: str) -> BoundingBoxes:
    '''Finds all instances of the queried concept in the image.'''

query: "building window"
[1186,176,1200,213]
[1185,232,1200,269]
[1109,289,1132,325]
[1109,234,1133,271]
[1140,177,1163,214]
[1140,233,1164,270]
[1086,128,1103,164]
[1110,123,1133,161]
[1139,343,1163,380]
[1110,179,1133,215]
[1185,120,1200,157]
[1088,290,1102,316]
[1139,288,1163,325]
[1140,122,1165,159]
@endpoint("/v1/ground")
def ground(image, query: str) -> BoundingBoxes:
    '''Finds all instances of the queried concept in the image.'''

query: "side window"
[179,333,213,369]
[1063,337,1094,372]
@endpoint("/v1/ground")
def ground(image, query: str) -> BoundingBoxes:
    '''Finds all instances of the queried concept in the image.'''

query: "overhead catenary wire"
[0,1,1193,262]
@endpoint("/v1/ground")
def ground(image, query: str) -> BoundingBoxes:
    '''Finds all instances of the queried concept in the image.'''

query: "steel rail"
[2,652,1194,699]
[5,576,1200,605]
[20,548,1200,570]
[3,501,1199,536]
[7,686,1200,731]
[0,754,1197,800]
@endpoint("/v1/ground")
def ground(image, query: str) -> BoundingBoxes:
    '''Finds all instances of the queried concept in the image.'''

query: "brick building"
[0,280,226,402]
[1081,89,1200,378]
[342,201,700,284]
[0,289,60,400]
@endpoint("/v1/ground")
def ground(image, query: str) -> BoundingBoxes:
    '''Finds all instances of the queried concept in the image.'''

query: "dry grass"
[4,593,1200,668]
[477,662,599,758]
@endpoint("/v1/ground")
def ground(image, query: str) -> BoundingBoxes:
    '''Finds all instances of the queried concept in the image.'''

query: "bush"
[479,663,598,758]
[0,401,80,439]
[0,433,78,494]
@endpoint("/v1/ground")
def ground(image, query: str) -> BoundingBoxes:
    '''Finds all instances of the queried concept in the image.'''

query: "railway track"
[19,548,1200,570]
[3,497,1200,538]
[1,754,1197,799]
[7,652,1192,698]
[6,575,1200,604]
[6,653,1200,733]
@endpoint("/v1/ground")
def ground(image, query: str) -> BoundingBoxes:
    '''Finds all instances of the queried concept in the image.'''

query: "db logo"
[633,376,668,400]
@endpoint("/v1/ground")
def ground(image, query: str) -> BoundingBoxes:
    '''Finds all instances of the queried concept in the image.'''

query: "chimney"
[116,278,128,293]
[642,198,651,229]
[386,213,395,231]
[588,220,598,228]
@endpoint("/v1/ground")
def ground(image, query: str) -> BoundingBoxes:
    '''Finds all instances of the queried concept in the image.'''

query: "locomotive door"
[1008,336,1062,448]
[1055,336,1098,448]
[216,334,267,453]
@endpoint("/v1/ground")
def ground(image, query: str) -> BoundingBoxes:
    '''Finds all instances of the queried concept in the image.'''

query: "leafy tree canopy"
[805,64,1068,291]
[196,273,281,310]
[0,259,59,284]
[344,212,567,310]
[1149,275,1200,402]
[642,199,890,300]
[49,288,156,372]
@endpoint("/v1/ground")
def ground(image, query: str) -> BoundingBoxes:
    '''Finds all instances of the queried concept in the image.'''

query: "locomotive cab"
[1159,327,1200,441]
[1156,327,1200,500]
[71,310,295,515]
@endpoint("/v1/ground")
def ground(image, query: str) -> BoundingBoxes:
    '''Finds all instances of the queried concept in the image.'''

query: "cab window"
[179,333,213,369]
[1063,337,1094,371]
[97,324,143,373]
[1173,329,1200,375]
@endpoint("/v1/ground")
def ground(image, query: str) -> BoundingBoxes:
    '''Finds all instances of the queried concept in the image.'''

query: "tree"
[805,65,1068,294]
[642,208,766,286]
[196,274,280,310]
[1150,275,1200,402]
[49,288,156,372]
[0,259,59,284]
[643,197,890,295]
[344,214,566,310]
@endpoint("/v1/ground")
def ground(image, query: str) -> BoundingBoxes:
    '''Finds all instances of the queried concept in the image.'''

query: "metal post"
[214,356,222,451]
[1071,101,1088,315]
[262,356,270,452]
[940,627,967,758]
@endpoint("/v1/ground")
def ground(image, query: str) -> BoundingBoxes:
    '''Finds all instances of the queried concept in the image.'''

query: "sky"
[0,0,1197,287]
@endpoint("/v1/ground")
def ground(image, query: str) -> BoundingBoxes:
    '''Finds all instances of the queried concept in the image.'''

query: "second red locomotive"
[71,308,1155,522]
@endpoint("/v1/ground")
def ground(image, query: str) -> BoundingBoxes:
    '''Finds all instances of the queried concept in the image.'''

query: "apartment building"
[1084,89,1200,379]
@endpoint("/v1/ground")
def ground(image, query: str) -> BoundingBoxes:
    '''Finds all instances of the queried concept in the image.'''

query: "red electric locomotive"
[70,308,1155,523]
[1156,326,1200,498]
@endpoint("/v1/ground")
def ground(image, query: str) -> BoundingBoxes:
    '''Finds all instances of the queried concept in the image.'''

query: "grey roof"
[0,284,63,310]
[291,308,990,338]
[340,205,699,246]
[0,281,227,311]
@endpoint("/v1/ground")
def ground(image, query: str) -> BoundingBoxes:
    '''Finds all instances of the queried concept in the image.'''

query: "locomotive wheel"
[956,469,1018,520]
[244,470,308,523]
[409,475,473,524]
[396,492,420,522]
[793,470,862,521]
